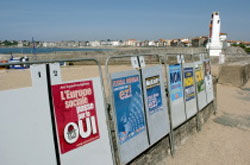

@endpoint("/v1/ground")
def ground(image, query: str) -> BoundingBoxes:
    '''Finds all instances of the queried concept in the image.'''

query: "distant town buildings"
[1,37,249,49]
[0,26,249,50]
[227,40,250,47]
[192,36,208,47]
[1,12,250,53]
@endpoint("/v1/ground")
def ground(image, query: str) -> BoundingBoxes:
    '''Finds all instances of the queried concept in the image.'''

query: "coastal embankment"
[0,47,206,61]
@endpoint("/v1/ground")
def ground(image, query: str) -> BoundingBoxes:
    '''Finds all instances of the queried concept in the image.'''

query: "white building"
[43,42,56,48]
[148,40,156,46]
[17,41,23,47]
[111,41,120,46]
[207,12,227,56]
[124,39,137,46]
[89,40,101,47]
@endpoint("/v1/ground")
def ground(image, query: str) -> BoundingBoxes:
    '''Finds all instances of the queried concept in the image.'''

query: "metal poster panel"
[0,65,57,164]
[183,63,198,119]
[111,70,149,165]
[195,62,207,110]
[51,81,100,154]
[50,65,114,165]
[167,64,186,128]
[142,66,170,145]
[204,60,214,104]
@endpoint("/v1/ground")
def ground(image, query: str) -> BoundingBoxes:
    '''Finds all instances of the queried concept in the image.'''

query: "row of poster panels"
[167,60,214,129]
[0,60,214,165]
[111,66,170,165]
[110,61,214,164]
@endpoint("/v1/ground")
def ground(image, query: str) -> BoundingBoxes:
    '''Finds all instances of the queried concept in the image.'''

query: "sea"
[0,47,112,55]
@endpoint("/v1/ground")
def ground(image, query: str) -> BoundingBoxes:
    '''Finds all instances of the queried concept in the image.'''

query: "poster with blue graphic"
[145,75,163,114]
[184,67,195,101]
[112,75,145,144]
[169,64,183,101]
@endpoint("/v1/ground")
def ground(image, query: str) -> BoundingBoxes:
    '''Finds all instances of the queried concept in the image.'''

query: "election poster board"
[167,64,186,128]
[195,62,207,111]
[50,64,114,165]
[111,70,149,165]
[0,65,57,165]
[204,60,214,104]
[142,66,170,145]
[183,63,198,119]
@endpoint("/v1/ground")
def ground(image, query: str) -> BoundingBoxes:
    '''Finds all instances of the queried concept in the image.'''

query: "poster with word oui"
[169,64,183,101]
[184,67,195,101]
[51,81,100,154]
[112,75,145,144]
[145,75,163,114]
[195,64,205,93]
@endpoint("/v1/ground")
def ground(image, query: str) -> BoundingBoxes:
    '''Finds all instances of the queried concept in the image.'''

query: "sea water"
[0,47,112,55]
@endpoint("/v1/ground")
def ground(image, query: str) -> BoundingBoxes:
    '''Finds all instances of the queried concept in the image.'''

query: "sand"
[0,65,133,91]
[163,83,250,165]
[0,64,250,164]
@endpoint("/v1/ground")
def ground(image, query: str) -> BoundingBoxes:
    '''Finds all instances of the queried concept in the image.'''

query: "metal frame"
[0,58,116,165]
[180,56,189,121]
[0,52,216,163]
[161,55,176,156]
[105,54,175,164]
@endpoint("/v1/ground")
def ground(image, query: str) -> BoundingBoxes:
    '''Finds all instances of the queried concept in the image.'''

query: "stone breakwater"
[1,46,248,65]
[0,47,206,62]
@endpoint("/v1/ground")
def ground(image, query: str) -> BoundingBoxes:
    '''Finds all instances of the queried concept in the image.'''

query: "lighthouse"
[207,12,227,57]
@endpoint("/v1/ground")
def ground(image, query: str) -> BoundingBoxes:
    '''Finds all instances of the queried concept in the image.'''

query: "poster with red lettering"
[51,80,100,154]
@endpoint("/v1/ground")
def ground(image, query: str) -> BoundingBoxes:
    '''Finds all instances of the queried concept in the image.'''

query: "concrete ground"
[163,81,250,165]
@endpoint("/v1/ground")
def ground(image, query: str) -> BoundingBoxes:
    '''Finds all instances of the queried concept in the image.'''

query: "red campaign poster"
[51,80,100,154]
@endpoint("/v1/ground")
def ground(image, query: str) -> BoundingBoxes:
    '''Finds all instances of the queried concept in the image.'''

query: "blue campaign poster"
[169,64,183,101]
[145,75,163,114]
[112,75,145,144]
[184,67,195,101]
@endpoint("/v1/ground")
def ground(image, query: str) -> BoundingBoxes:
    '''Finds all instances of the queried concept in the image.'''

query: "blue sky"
[0,0,249,41]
